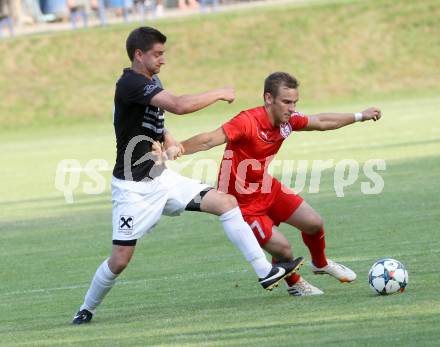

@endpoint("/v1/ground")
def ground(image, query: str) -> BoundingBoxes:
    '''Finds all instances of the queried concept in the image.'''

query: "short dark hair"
[264,72,299,98]
[126,27,167,62]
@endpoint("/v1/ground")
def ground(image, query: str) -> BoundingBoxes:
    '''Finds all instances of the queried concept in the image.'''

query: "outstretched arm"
[301,107,382,131]
[150,88,235,115]
[181,127,228,155]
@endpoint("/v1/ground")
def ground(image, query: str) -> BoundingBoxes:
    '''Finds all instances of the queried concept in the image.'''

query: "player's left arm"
[300,107,382,131]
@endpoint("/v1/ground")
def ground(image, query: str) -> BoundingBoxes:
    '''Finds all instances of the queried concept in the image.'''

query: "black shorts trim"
[185,187,214,212]
[112,239,137,246]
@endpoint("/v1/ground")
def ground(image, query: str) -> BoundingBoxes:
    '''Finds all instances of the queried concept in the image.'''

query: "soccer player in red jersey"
[181,72,382,296]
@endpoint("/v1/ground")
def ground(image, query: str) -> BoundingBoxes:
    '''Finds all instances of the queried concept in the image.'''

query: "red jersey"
[219,106,308,215]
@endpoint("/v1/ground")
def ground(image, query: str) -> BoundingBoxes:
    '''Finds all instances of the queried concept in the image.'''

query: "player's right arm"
[181,127,228,155]
[150,88,235,115]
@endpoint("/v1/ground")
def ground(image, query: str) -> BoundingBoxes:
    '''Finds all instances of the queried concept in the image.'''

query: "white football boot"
[310,259,357,282]
[287,277,324,296]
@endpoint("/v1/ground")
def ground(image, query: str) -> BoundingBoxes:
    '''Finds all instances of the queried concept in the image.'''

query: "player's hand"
[361,107,382,122]
[151,141,165,165]
[219,87,235,104]
[163,134,184,160]
[165,143,184,160]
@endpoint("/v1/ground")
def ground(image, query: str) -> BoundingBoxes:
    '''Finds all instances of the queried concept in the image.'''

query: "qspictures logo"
[54,136,387,203]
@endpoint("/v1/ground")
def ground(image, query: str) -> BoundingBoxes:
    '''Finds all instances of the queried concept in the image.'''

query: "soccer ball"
[368,258,408,295]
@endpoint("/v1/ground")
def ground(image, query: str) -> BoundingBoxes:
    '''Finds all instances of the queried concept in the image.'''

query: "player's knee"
[304,216,324,234]
[109,252,132,274]
[222,194,238,211]
[111,259,129,274]
[280,244,293,260]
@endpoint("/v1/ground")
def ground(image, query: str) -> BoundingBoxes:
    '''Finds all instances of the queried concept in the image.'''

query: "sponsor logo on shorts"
[119,215,134,234]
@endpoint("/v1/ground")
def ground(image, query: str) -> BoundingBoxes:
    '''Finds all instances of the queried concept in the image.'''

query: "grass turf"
[1,93,439,346]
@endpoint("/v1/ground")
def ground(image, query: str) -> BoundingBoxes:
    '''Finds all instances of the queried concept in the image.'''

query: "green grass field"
[1,0,440,346]
[1,94,440,347]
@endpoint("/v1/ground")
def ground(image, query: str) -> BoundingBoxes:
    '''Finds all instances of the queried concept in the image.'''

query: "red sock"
[272,257,301,285]
[301,229,328,268]
[285,272,301,286]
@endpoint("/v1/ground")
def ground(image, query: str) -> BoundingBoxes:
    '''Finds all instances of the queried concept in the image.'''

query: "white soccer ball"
[368,258,408,295]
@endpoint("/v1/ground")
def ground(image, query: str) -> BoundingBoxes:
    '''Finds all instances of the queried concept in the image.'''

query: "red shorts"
[242,184,303,246]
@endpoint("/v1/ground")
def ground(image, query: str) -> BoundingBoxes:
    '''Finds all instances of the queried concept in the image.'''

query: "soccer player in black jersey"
[72,27,303,324]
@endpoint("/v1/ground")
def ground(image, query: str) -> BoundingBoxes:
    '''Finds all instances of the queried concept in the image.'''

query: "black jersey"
[112,68,166,181]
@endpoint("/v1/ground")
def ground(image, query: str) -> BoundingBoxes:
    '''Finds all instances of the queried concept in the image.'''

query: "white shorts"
[112,169,210,242]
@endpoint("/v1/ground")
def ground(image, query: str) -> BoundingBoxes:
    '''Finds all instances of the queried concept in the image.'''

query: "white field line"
[0,269,249,297]
[0,256,372,297]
